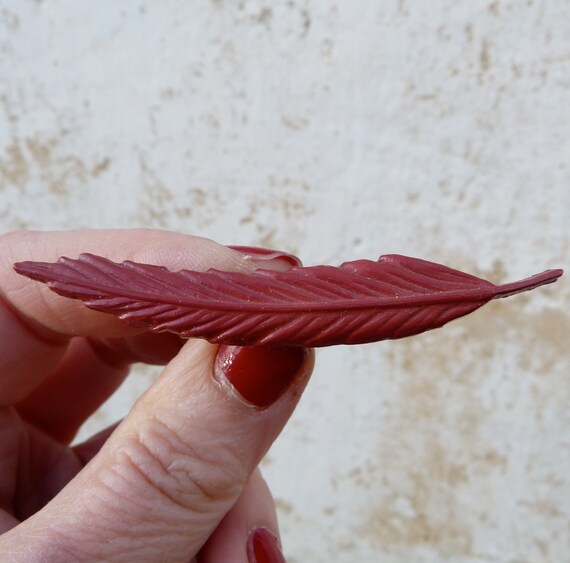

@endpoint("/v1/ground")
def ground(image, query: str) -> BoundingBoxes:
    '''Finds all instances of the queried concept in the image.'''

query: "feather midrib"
[78,285,497,312]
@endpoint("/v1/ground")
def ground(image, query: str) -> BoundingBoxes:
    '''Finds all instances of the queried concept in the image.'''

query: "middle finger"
[15,331,184,444]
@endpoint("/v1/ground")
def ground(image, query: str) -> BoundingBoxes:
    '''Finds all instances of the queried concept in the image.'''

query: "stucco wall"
[1,1,569,561]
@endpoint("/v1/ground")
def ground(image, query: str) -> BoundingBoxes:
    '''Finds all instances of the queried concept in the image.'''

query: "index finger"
[0,228,254,403]
[1,229,254,338]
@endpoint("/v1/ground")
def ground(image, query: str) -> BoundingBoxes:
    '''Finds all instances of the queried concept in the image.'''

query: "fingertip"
[214,346,310,409]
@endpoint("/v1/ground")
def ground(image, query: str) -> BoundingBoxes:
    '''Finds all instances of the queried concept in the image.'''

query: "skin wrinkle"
[102,436,205,526]
[96,461,185,537]
[24,515,113,563]
[127,417,244,514]
[0,538,72,563]
[48,467,159,556]
[119,442,204,515]
[99,459,221,562]
[63,455,208,560]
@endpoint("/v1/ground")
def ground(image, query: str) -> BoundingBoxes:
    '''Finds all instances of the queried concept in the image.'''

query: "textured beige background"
[1,1,569,561]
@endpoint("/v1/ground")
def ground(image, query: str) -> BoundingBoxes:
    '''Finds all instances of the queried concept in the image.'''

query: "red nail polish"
[215,346,307,408]
[228,245,302,269]
[247,527,286,563]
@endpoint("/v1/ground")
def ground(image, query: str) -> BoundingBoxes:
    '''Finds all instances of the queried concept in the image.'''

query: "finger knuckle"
[116,416,245,514]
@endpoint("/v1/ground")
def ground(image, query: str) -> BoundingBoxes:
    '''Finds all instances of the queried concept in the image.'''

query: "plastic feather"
[14,253,563,347]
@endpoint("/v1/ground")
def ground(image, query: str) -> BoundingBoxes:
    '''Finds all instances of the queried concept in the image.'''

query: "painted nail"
[247,527,286,563]
[215,345,307,408]
[228,245,302,270]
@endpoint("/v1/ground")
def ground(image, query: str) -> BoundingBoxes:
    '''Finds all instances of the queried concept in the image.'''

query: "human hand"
[0,229,314,562]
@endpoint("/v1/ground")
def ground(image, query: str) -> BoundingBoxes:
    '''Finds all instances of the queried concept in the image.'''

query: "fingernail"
[228,245,302,270]
[215,345,308,408]
[247,527,286,563]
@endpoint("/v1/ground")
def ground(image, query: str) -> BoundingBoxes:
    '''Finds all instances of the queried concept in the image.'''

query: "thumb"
[2,340,313,561]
